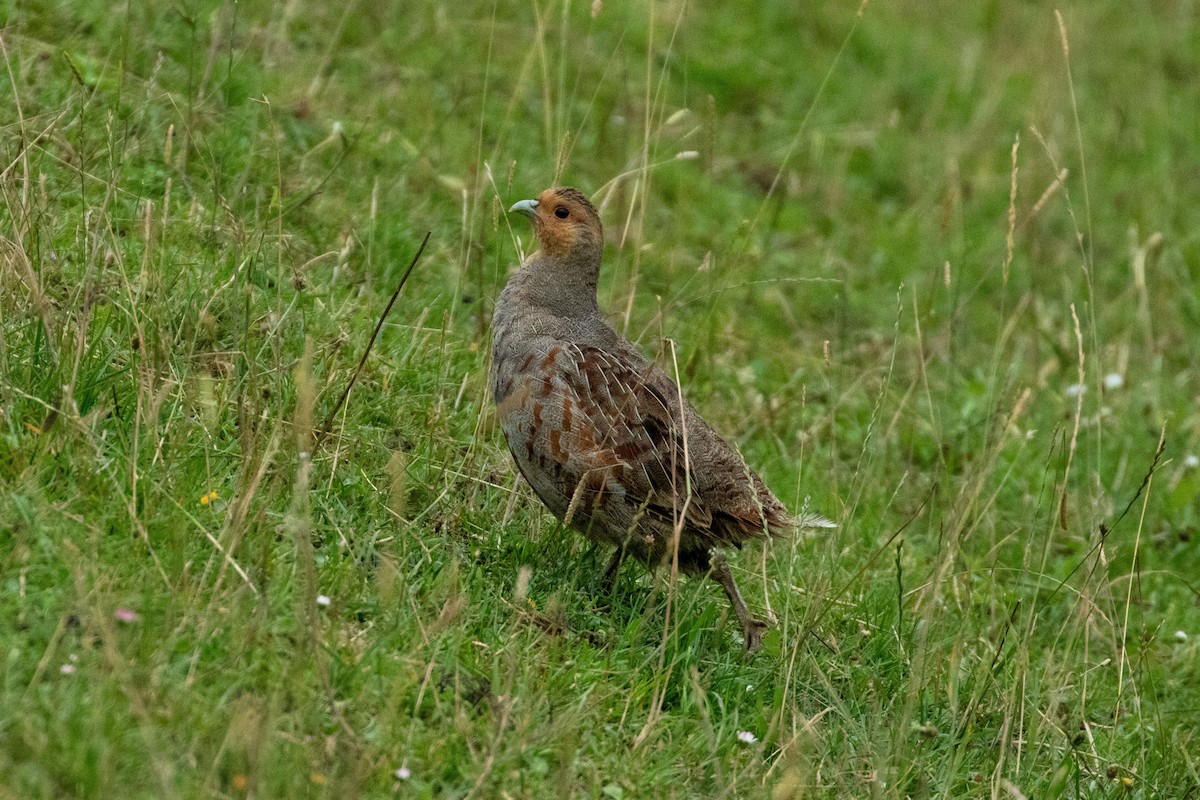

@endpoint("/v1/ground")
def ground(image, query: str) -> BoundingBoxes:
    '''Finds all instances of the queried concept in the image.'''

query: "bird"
[490,186,833,651]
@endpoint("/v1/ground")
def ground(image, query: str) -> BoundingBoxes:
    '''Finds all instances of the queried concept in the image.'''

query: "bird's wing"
[551,342,714,534]
[568,344,807,545]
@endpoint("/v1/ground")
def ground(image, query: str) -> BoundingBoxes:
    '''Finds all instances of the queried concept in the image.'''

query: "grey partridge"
[491,186,832,651]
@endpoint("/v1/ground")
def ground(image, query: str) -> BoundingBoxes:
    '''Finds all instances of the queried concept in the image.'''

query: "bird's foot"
[710,554,770,655]
[742,616,769,653]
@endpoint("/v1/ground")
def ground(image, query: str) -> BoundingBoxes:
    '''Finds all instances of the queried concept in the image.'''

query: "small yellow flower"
[231,774,247,791]
[200,490,219,505]
[1120,776,1134,789]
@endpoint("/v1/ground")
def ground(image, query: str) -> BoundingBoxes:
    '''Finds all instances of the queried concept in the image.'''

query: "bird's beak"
[508,199,539,219]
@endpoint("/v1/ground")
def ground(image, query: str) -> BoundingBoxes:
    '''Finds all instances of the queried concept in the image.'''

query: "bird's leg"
[599,547,625,594]
[711,555,768,652]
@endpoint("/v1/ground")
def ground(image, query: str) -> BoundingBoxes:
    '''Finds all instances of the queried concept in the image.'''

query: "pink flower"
[114,608,139,623]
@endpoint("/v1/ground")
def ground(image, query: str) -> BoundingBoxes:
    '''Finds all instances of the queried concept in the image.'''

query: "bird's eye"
[554,206,569,219]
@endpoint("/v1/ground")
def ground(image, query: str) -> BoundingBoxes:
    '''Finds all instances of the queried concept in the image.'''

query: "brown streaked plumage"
[491,186,833,651]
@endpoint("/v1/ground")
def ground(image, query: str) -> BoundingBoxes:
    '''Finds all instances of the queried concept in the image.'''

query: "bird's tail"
[795,497,837,531]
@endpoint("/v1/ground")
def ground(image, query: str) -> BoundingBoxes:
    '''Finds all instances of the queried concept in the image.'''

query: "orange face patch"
[531,189,602,260]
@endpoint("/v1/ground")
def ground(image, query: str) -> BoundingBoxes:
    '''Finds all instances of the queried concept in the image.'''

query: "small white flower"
[1103,373,1124,390]
[745,684,754,692]
[394,765,411,781]
[736,730,758,745]
[1065,383,1087,397]
[1184,455,1200,469]
[316,594,332,607]
[1175,630,1189,642]
[60,663,76,675]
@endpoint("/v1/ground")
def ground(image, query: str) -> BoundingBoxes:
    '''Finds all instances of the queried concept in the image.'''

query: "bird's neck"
[514,250,602,320]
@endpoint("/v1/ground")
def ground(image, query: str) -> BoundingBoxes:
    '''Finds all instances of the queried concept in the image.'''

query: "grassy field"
[2,0,1199,796]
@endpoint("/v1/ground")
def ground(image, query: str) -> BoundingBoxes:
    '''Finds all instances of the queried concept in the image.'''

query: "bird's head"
[509,187,603,263]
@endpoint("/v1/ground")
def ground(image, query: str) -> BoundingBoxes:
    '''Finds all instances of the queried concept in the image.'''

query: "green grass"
[1,0,1199,797]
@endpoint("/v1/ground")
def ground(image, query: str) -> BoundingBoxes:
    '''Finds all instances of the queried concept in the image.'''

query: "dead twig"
[315,231,431,448]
